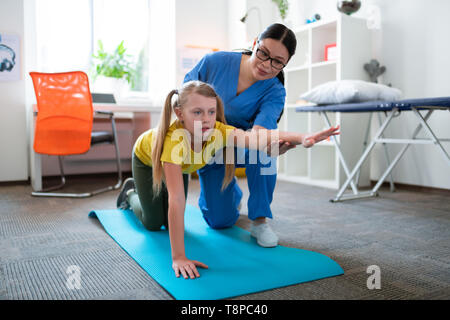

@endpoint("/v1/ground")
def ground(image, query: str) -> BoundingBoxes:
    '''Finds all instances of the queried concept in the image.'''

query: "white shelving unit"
[278,14,373,189]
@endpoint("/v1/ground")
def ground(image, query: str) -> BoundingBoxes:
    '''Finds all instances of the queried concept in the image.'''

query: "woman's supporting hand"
[266,140,297,156]
[172,257,209,279]
[302,125,340,148]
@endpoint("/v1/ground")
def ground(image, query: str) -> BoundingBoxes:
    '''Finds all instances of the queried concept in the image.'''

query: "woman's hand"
[173,257,209,279]
[266,140,296,156]
[252,125,297,156]
[302,125,340,148]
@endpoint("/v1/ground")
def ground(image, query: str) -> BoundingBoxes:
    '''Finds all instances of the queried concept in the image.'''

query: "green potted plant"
[91,40,137,98]
[272,0,289,20]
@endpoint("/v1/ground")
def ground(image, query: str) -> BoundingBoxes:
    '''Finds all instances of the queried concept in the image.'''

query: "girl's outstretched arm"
[163,162,208,279]
[228,125,340,152]
[301,125,341,148]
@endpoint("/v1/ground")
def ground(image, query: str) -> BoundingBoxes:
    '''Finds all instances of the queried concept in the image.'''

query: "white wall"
[148,0,176,104]
[228,0,247,50]
[175,0,229,85]
[286,0,450,189]
[0,0,28,182]
[365,0,450,189]
[245,0,280,41]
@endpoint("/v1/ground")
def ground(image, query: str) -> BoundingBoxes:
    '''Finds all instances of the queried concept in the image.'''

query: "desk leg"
[30,153,42,191]
[30,112,42,191]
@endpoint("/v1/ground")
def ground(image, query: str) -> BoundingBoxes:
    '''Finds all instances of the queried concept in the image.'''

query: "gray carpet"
[1,174,449,300]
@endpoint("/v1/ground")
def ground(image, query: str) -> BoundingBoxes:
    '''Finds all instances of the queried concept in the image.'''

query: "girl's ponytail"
[151,89,178,195]
[214,95,236,191]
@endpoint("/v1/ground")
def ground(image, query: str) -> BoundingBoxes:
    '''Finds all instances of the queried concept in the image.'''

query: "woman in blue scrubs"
[184,23,297,247]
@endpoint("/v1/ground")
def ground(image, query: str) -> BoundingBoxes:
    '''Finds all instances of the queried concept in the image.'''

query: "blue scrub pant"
[198,148,277,229]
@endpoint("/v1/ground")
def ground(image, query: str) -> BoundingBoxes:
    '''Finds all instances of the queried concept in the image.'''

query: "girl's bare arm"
[228,125,340,151]
[163,162,208,279]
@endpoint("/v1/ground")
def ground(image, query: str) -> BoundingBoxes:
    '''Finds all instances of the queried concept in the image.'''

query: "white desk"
[30,102,162,191]
[92,102,162,114]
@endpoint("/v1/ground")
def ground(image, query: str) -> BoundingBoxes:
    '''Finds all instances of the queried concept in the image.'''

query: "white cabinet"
[278,14,372,189]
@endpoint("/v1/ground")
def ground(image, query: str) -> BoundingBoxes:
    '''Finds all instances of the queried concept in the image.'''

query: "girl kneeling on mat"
[116,80,339,279]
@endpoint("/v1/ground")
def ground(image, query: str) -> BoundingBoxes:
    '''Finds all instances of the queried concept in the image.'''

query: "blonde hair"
[151,80,235,195]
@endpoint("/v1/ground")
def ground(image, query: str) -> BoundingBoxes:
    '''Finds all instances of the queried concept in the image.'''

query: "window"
[35,0,92,73]
[35,0,150,95]
[92,0,149,93]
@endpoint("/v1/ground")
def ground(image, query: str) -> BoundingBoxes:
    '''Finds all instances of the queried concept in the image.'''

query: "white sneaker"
[250,222,279,247]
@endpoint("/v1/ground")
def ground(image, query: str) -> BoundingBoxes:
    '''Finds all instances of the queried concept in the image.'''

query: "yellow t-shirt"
[133,120,235,174]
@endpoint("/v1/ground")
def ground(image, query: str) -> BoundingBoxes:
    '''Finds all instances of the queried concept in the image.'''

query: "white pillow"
[300,80,402,104]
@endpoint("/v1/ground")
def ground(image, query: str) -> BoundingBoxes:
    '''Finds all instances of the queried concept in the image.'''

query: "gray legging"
[129,153,189,231]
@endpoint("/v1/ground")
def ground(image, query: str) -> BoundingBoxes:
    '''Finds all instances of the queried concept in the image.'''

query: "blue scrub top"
[183,51,286,130]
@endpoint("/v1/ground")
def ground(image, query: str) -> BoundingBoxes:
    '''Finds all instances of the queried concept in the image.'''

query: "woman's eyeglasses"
[255,42,286,70]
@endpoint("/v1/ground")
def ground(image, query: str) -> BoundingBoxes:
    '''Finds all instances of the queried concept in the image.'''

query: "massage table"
[296,96,450,202]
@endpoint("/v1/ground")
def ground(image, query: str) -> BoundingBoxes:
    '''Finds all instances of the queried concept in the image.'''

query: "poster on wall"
[178,45,217,75]
[0,33,21,81]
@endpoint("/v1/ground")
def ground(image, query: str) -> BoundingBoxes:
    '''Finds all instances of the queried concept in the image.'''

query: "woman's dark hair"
[240,23,297,86]
[240,23,296,122]
[259,23,297,86]
[259,23,297,58]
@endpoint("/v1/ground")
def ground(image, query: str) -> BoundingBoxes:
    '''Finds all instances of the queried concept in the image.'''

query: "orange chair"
[30,71,123,197]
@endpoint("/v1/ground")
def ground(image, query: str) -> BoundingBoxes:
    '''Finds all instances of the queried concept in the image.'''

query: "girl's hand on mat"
[302,125,340,148]
[173,258,209,279]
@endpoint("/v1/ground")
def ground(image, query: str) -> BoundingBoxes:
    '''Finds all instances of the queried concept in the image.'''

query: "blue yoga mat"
[89,205,343,300]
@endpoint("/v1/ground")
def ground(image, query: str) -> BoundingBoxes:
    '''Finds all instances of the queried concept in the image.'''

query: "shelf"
[289,29,310,68]
[285,65,309,72]
[285,69,309,104]
[281,15,371,190]
[311,62,337,88]
[285,108,308,132]
[309,145,336,181]
[293,19,338,33]
[310,112,337,132]
[283,147,308,176]
[311,60,337,69]
[285,61,337,73]
[311,20,337,64]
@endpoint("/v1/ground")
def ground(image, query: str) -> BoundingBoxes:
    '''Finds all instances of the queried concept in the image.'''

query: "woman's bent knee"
[203,214,238,230]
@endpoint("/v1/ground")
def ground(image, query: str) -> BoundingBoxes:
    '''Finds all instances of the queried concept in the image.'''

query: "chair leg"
[31,117,123,198]
[110,116,123,190]
[31,142,122,198]
[84,124,123,197]
[31,156,67,196]
[31,156,96,198]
